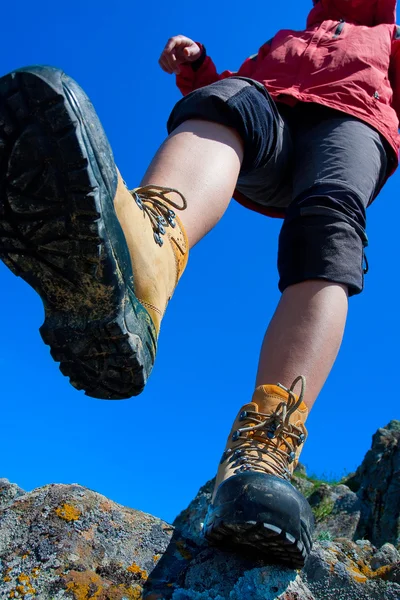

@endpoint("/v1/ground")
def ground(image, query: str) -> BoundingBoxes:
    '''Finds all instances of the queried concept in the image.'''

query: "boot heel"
[39,308,155,399]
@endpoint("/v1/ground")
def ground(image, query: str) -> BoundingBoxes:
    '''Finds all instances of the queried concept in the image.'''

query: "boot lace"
[222,375,307,480]
[130,185,187,247]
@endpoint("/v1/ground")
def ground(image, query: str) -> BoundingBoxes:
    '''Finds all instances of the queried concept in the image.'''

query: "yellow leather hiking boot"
[114,177,189,336]
[0,66,188,399]
[204,376,315,568]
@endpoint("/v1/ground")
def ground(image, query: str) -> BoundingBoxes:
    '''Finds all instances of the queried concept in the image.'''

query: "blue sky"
[1,0,398,525]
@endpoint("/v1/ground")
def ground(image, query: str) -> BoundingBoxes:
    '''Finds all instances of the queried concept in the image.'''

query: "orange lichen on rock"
[64,570,143,600]
[8,573,37,597]
[66,571,103,600]
[353,558,394,581]
[347,565,368,583]
[152,554,161,563]
[127,563,148,580]
[55,503,81,521]
[373,564,395,579]
[128,586,143,600]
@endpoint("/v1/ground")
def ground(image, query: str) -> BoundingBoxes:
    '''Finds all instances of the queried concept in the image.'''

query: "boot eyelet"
[288,452,296,464]
[134,193,143,210]
[267,430,275,439]
[158,216,167,226]
[239,411,248,421]
[158,223,166,235]
[168,216,176,228]
[154,232,164,246]
[232,431,240,442]
[168,209,176,219]
[238,465,251,472]
[220,448,232,464]
[298,433,306,445]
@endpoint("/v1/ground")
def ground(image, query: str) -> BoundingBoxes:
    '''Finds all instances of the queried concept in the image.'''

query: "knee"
[278,186,368,296]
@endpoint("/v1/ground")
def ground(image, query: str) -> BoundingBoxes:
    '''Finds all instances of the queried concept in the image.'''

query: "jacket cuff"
[190,44,207,72]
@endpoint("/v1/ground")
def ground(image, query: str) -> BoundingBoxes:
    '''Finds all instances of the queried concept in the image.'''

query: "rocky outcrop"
[0,422,399,599]
[346,420,400,548]
[0,481,172,599]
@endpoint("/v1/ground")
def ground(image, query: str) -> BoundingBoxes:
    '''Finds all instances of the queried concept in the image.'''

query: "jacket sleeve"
[389,35,400,123]
[176,40,272,96]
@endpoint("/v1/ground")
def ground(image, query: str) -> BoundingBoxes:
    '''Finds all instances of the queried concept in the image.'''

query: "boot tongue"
[251,384,307,414]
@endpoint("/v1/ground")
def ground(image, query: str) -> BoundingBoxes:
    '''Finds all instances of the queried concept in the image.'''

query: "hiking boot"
[0,66,188,399]
[204,376,314,568]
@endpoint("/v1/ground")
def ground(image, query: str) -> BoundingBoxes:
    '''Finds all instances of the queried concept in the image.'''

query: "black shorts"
[167,78,390,295]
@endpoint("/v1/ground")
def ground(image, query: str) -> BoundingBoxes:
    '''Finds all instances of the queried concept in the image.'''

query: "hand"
[159,35,202,75]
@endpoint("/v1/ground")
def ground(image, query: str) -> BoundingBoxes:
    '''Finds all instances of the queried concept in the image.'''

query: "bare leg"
[140,119,244,247]
[255,280,348,410]
[139,121,346,412]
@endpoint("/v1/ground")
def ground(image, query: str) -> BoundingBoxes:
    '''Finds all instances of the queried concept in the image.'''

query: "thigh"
[292,107,388,208]
[168,77,294,208]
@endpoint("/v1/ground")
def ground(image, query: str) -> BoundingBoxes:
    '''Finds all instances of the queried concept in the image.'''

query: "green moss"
[293,471,309,480]
[317,530,333,542]
[312,499,335,522]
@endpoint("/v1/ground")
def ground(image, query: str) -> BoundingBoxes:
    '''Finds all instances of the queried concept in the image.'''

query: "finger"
[183,46,197,59]
[163,36,180,54]
[158,56,173,74]
[165,52,180,74]
[175,43,199,64]
[185,45,201,62]
[160,50,177,72]
[169,52,180,74]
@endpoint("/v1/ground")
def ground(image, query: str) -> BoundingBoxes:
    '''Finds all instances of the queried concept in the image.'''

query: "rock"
[291,475,315,498]
[354,539,376,563]
[378,563,400,584]
[294,463,308,477]
[0,482,172,599]
[346,420,400,548]
[370,543,400,570]
[173,479,213,544]
[0,479,25,510]
[308,483,361,540]
[1,422,399,599]
[1,481,399,600]
[303,539,400,599]
[291,464,316,498]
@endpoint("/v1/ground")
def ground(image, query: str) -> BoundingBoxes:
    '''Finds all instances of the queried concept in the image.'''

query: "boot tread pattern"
[0,69,153,399]
[205,518,312,568]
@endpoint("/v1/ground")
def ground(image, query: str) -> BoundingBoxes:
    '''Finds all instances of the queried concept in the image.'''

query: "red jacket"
[176,0,400,216]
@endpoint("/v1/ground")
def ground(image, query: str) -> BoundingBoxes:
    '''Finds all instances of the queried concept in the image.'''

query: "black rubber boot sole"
[0,66,156,399]
[204,472,314,569]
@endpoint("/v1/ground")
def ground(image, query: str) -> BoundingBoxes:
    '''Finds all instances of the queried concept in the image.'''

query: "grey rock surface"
[307,483,361,540]
[0,479,24,511]
[346,420,400,548]
[0,421,399,599]
[0,481,172,599]
[370,543,400,570]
